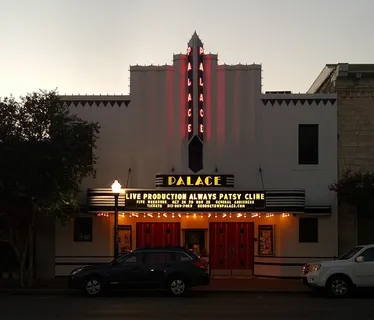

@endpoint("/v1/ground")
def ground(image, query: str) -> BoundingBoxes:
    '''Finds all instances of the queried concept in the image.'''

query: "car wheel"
[169,278,187,296]
[84,277,103,297]
[326,275,351,298]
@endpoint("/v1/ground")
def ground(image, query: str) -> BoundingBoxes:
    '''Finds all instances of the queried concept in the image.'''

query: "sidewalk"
[0,277,310,295]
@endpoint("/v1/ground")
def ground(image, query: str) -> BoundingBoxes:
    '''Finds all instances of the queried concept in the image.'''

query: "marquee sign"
[124,190,265,212]
[187,42,204,142]
[187,46,194,141]
[155,174,234,188]
[198,46,204,141]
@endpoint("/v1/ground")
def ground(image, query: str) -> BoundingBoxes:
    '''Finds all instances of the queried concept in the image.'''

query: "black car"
[68,247,210,296]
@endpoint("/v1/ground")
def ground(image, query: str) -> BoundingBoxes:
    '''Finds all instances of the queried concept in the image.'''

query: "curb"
[0,289,312,296]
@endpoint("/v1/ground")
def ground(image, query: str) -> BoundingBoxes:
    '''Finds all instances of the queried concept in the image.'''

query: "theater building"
[53,32,338,278]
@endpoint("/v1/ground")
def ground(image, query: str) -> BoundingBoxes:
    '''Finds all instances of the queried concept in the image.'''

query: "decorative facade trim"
[261,98,336,106]
[61,100,130,107]
[59,95,131,108]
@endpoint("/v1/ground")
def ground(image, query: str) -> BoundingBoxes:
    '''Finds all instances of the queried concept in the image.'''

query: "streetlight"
[111,179,121,259]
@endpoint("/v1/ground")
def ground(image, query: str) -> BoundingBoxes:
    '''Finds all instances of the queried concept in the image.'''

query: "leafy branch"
[329,170,374,206]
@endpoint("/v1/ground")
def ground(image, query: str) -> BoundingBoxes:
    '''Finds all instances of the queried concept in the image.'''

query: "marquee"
[124,190,265,211]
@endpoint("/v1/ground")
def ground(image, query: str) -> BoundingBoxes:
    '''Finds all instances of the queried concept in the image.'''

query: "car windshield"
[111,253,130,264]
[337,246,364,260]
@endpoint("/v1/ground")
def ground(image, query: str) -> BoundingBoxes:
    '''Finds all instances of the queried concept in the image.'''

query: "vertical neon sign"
[198,46,204,141]
[187,46,194,141]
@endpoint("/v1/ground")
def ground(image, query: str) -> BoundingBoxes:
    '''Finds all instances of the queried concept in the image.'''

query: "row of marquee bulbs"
[97,212,291,218]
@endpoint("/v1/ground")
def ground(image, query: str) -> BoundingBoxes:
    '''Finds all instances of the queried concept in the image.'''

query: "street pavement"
[2,291,374,320]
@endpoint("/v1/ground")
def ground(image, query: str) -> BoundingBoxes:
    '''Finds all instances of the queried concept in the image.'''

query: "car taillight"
[193,260,205,269]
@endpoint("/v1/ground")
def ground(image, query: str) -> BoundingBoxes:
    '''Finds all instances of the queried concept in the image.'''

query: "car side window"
[118,253,143,264]
[144,252,172,264]
[361,248,374,262]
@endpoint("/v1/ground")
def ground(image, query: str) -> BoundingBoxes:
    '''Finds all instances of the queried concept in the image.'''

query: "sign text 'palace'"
[155,174,234,188]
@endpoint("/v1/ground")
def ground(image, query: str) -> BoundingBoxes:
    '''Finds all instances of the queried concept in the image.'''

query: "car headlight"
[309,264,321,272]
[70,268,84,276]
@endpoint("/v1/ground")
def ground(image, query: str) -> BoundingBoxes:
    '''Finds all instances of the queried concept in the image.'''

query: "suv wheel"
[84,277,103,297]
[326,275,351,298]
[169,278,187,296]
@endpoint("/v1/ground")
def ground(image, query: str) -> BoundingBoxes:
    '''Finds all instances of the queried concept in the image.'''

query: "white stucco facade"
[54,32,339,278]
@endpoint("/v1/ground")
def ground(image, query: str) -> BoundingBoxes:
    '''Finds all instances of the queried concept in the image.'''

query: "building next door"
[209,222,254,276]
[136,223,181,248]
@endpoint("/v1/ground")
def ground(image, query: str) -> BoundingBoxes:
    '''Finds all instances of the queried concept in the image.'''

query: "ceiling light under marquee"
[96,212,289,219]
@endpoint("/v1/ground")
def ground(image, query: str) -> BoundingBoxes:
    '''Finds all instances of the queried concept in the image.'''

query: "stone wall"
[338,92,374,174]
[336,76,374,253]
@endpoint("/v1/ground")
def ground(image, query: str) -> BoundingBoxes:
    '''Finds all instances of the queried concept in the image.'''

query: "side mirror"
[356,256,364,263]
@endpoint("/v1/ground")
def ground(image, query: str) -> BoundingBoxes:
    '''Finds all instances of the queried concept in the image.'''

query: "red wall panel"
[136,223,181,248]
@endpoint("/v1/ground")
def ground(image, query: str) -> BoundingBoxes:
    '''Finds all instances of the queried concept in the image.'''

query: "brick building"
[308,63,374,253]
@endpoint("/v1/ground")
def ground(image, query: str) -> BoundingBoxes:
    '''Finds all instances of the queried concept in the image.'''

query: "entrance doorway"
[118,225,132,254]
[184,229,206,255]
[209,222,254,276]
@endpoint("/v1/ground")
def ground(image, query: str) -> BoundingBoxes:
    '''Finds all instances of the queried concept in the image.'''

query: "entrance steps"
[210,269,253,277]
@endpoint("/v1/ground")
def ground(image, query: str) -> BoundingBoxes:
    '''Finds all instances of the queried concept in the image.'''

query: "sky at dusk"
[1,0,373,97]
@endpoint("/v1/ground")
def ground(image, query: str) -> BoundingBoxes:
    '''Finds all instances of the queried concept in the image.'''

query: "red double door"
[136,222,181,248]
[209,222,254,271]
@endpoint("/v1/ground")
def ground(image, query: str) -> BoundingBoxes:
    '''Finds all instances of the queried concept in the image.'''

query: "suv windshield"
[337,246,364,260]
[185,250,200,260]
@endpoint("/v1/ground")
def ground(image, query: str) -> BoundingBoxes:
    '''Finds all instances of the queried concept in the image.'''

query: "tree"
[329,170,374,213]
[0,90,100,286]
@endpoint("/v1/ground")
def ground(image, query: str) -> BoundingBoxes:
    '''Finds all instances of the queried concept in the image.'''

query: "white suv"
[302,244,374,297]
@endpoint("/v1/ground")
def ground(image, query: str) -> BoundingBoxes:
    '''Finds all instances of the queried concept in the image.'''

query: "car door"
[108,252,146,288]
[354,247,374,286]
[143,252,173,288]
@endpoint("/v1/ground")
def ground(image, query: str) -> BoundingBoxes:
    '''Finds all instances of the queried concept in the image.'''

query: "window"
[360,248,374,262]
[298,124,319,165]
[144,252,172,264]
[178,252,192,262]
[188,136,203,173]
[87,128,94,165]
[299,217,318,243]
[74,217,93,242]
[337,246,364,260]
[117,253,143,264]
